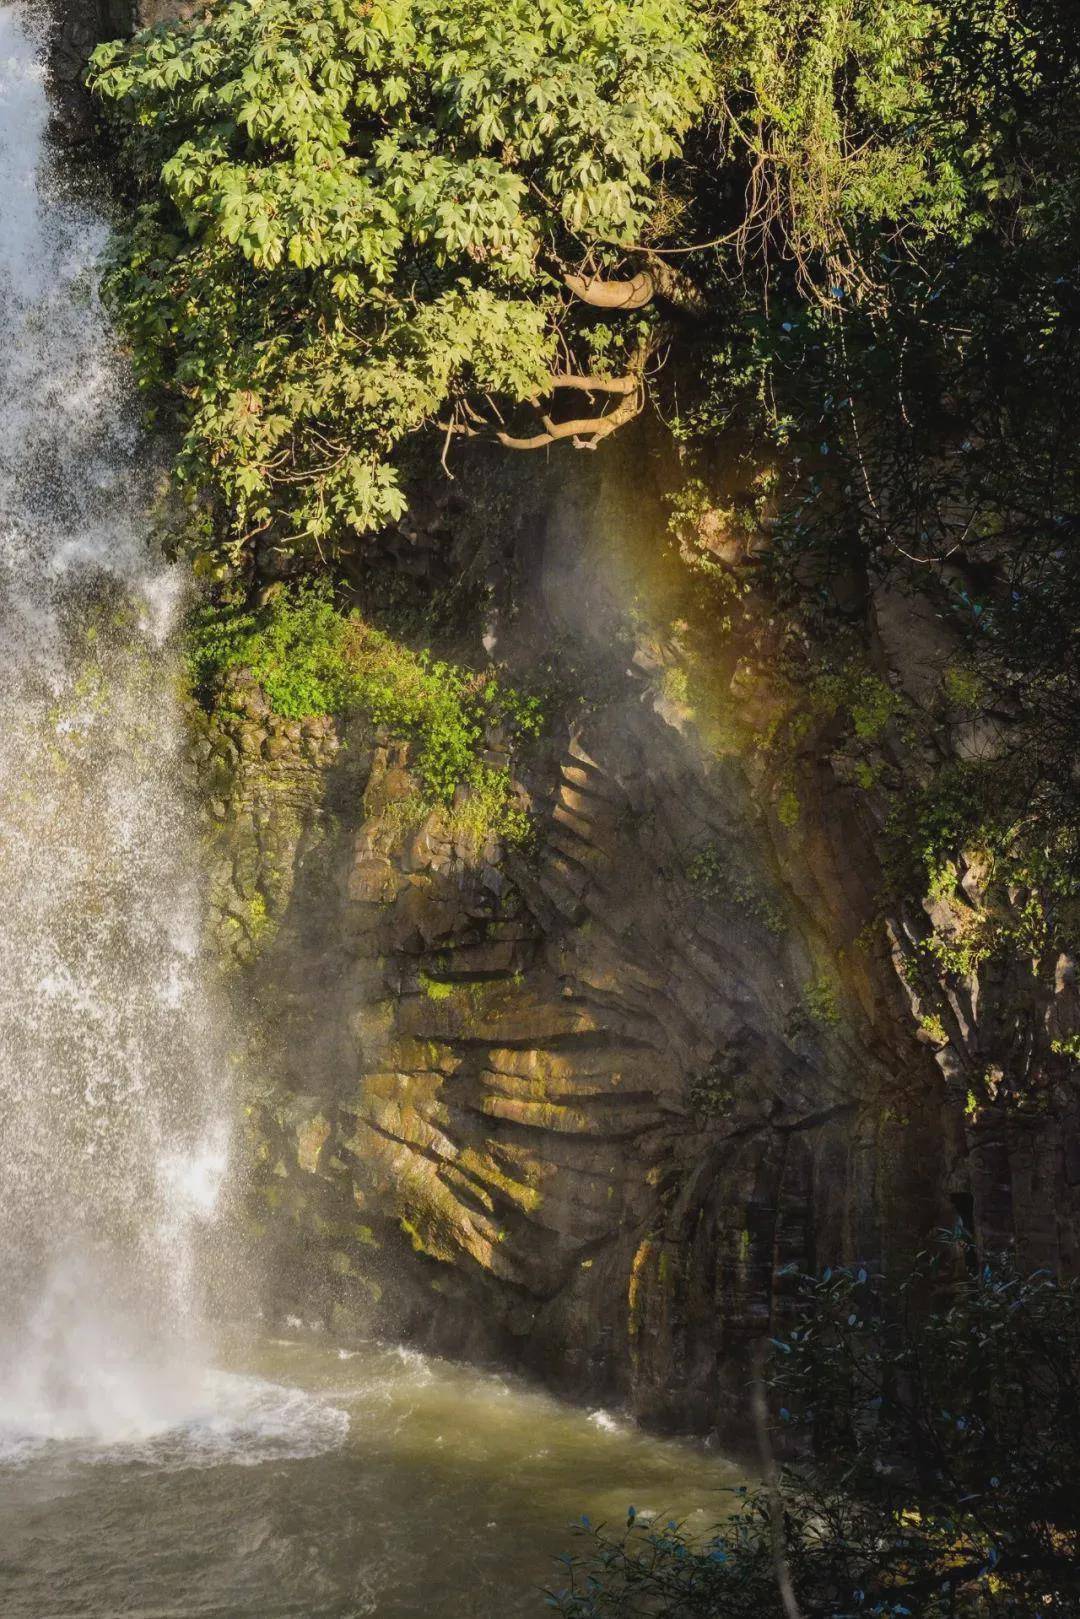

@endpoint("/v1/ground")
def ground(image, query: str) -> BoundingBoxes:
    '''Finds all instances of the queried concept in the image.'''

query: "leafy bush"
[549,1253,1080,1617]
[88,0,709,564]
[189,585,539,835]
[880,759,1080,999]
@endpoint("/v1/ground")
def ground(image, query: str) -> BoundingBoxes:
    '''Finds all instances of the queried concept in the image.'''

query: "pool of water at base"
[0,1330,746,1618]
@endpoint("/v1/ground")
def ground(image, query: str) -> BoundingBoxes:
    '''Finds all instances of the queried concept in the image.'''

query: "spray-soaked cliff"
[187,426,1077,1434]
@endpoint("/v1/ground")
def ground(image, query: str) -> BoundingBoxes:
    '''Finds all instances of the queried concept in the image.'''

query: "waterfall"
[0,3,231,1448]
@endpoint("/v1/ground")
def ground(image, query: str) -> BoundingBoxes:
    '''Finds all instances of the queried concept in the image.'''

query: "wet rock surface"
[191,448,1080,1436]
[44,0,132,139]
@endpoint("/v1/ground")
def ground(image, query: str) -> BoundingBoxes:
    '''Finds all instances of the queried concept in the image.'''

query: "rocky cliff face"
[48,0,1079,1433]
[43,0,131,139]
[197,440,1080,1434]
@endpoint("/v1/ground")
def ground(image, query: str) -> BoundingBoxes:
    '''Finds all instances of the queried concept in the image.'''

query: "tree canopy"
[91,0,1080,858]
[89,0,709,568]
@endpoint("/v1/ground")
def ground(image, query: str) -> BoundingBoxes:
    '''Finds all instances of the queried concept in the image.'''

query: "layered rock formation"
[198,444,1080,1432]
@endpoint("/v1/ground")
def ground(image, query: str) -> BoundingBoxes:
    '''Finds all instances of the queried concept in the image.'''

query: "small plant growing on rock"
[188,583,539,844]
[685,844,784,934]
[801,971,840,1025]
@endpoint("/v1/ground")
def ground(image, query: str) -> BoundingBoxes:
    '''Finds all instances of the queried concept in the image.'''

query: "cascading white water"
[0,2,233,1449]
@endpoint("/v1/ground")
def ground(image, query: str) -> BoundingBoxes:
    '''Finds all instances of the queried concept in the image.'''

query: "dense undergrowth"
[550,1252,1080,1617]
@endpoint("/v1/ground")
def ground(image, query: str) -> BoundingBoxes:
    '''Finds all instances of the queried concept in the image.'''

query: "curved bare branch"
[496,382,643,451]
[442,348,649,455]
[564,270,656,310]
[547,371,640,395]
[564,254,705,315]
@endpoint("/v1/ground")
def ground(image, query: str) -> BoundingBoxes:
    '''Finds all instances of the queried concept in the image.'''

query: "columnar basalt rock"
[210,690,946,1427]
[186,441,1080,1436]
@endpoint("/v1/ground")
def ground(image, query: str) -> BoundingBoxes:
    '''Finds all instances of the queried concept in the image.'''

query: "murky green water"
[0,1332,743,1617]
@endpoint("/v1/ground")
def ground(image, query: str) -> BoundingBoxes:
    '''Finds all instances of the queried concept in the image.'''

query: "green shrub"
[881,759,1080,994]
[811,664,902,743]
[801,971,840,1025]
[549,1252,1080,1617]
[188,584,538,839]
[188,585,356,717]
[942,665,985,713]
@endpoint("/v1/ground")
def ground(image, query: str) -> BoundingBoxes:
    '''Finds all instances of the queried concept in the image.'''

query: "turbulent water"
[0,1,233,1448]
[0,1330,740,1617]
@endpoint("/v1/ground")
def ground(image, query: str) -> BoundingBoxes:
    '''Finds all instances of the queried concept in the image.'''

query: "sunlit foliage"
[89,0,709,566]
[188,582,540,831]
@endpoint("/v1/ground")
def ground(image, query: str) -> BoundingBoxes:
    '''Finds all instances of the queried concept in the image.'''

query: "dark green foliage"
[878,757,1080,988]
[549,1254,1080,1617]
[681,0,1080,866]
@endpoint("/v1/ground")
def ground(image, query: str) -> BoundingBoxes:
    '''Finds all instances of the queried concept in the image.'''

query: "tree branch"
[496,383,643,451]
[564,254,705,315]
[443,352,648,454]
[564,269,656,309]
[547,371,640,395]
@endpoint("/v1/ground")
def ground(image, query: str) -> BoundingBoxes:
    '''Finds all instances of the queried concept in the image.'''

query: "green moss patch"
[188,583,540,845]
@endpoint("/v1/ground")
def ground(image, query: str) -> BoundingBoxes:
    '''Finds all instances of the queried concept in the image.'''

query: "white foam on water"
[390,1345,434,1381]
[0,1368,349,1471]
[135,1373,351,1469]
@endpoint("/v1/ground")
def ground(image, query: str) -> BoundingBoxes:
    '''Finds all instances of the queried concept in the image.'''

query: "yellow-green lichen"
[419,973,455,1002]
[777,784,801,829]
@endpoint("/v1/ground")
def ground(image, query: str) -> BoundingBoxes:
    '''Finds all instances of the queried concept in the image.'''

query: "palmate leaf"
[89,0,710,563]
